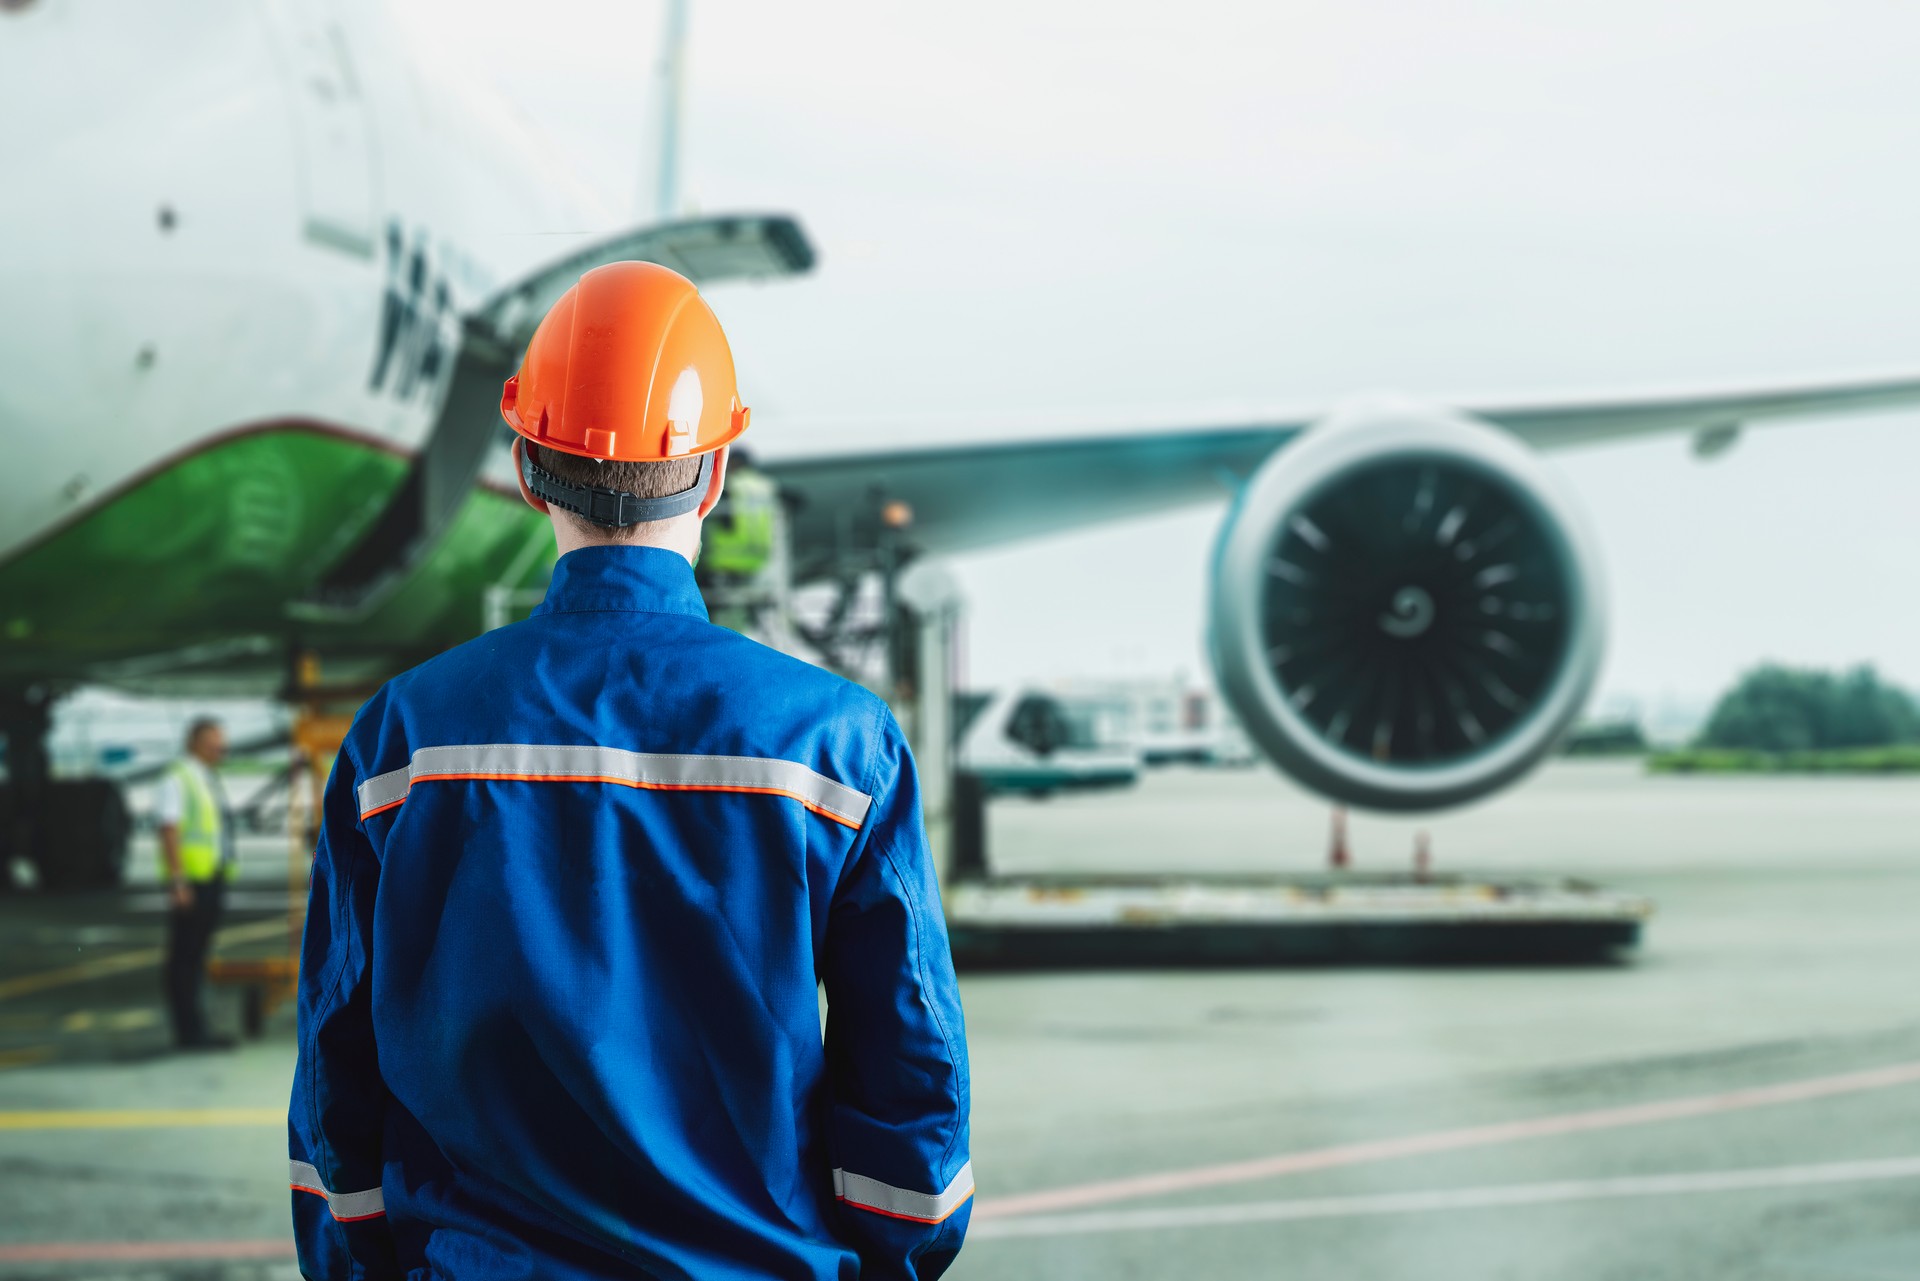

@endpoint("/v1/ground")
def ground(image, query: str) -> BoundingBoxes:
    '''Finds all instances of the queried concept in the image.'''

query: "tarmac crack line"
[976,1057,1920,1219]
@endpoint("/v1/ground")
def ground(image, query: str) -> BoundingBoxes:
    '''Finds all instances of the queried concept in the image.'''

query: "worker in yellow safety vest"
[696,448,778,581]
[154,716,235,1051]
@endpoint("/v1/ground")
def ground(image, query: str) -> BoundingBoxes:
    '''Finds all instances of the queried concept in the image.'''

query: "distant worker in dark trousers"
[289,262,972,1280]
[154,716,234,1050]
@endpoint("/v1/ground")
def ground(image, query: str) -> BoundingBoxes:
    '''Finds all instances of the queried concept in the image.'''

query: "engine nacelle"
[1209,398,1606,812]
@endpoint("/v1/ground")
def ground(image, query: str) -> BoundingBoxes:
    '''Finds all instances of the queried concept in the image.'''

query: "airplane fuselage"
[0,0,597,693]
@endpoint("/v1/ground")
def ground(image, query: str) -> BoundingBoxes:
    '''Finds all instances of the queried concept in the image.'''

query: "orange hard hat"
[500,260,749,463]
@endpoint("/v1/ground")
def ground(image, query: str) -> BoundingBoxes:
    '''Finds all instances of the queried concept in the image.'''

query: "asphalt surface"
[1,760,1917,1279]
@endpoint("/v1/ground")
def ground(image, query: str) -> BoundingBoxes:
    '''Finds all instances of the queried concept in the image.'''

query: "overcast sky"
[412,0,1920,717]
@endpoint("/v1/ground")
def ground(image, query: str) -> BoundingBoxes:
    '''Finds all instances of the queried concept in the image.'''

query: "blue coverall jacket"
[289,545,971,1280]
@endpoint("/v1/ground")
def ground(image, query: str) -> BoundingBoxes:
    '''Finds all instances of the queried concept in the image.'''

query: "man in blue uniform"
[289,262,971,1279]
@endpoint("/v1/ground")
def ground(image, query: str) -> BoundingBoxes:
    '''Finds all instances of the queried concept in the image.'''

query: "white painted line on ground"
[978,1058,1920,1219]
[972,1155,1920,1239]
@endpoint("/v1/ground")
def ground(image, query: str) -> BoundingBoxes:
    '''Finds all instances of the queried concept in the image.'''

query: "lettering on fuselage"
[369,220,457,403]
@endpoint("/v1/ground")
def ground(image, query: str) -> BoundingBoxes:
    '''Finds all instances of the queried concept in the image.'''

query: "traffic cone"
[1329,806,1350,871]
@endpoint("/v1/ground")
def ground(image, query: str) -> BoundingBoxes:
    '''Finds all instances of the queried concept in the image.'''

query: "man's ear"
[512,438,549,514]
[696,445,729,520]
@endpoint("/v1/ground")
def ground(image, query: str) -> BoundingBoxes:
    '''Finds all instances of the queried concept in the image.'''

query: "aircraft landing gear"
[0,686,130,893]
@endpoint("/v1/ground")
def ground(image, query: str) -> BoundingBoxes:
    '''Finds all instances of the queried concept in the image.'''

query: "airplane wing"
[767,421,1301,577]
[764,371,1920,577]
[1473,371,1920,450]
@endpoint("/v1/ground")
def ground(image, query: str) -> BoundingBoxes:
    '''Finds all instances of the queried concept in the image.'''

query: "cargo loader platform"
[944,871,1651,968]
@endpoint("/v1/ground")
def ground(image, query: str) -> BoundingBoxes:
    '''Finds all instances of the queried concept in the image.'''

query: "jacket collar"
[532,545,710,622]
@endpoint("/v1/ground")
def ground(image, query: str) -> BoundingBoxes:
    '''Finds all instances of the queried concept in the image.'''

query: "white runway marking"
[971,1155,1920,1239]
[977,1058,1920,1218]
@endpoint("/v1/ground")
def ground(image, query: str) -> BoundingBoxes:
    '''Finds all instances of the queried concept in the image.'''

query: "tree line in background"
[1700,664,1920,751]
[1649,663,1920,773]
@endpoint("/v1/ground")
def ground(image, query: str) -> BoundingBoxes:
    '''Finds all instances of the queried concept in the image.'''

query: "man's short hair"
[185,716,222,748]
[528,443,705,539]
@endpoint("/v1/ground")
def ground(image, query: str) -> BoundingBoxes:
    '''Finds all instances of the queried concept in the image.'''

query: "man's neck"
[550,518,700,563]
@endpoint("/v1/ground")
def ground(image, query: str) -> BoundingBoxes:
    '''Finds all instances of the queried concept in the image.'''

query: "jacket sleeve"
[288,730,399,1280]
[821,707,972,1281]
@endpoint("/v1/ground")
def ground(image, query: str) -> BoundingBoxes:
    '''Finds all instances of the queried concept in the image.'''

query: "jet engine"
[1209,399,1606,811]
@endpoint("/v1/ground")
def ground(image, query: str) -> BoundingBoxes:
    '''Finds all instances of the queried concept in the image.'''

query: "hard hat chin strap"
[521,447,715,528]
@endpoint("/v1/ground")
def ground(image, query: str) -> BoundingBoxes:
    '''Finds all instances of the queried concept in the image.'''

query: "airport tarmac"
[1,759,1916,1279]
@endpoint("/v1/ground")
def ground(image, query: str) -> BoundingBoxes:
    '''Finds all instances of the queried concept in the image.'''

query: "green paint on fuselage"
[0,427,556,687]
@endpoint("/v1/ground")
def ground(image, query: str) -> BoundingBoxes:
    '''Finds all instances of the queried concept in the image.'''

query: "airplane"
[5,0,1920,890]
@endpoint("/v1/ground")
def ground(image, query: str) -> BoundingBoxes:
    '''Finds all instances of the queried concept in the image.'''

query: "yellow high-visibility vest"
[700,469,777,577]
[161,760,230,883]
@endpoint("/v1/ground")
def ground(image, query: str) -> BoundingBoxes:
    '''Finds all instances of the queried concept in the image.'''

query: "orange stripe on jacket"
[290,1183,387,1223]
[836,1188,975,1225]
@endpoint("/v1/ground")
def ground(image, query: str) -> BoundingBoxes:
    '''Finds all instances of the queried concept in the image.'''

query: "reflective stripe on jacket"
[161,759,227,883]
[288,545,972,1281]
